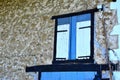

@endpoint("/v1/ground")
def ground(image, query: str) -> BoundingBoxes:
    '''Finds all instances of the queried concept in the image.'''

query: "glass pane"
[58,17,70,25]
[41,72,97,80]
[56,24,70,60]
[77,20,91,28]
[77,13,91,22]
[76,22,90,59]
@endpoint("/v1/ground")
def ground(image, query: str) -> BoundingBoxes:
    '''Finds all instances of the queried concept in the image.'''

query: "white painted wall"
[110,1,120,80]
[110,0,120,62]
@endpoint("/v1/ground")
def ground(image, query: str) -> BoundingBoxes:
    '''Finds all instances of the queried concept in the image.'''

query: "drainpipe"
[102,4,113,80]
[97,4,113,80]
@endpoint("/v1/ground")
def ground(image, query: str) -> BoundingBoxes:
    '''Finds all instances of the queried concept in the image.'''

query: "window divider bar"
[57,30,68,32]
[56,58,66,61]
[78,56,90,58]
[79,26,90,29]
[69,16,76,59]
[90,12,94,60]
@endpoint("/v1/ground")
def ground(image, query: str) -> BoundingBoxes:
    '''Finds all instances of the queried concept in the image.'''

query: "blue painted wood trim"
[69,16,76,59]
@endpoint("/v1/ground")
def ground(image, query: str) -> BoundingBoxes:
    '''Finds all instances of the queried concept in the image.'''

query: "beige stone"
[0,0,119,79]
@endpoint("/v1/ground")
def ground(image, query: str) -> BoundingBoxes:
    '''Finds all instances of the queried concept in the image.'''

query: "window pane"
[56,24,70,60]
[76,22,90,59]
[41,72,97,80]
[77,20,91,28]
[77,13,91,22]
[58,17,70,25]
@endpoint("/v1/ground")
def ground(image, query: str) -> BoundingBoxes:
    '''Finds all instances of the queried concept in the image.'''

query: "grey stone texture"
[0,0,118,80]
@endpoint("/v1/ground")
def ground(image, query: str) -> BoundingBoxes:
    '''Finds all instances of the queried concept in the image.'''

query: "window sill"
[52,59,94,64]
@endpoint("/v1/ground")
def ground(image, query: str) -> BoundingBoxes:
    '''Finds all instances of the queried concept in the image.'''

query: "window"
[56,14,91,60]
[76,14,91,59]
[56,17,70,60]
[53,12,94,63]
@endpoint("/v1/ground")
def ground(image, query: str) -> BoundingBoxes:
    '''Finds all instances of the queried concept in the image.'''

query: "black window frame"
[51,8,98,64]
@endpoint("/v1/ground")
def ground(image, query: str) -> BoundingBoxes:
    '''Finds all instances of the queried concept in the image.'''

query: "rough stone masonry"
[0,0,118,80]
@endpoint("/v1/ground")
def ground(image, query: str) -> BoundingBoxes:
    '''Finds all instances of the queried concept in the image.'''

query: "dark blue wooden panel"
[58,17,71,25]
[76,13,91,22]
[41,72,97,80]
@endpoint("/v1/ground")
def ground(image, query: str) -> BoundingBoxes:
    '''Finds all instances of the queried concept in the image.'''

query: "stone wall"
[0,0,118,80]
[94,4,118,64]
